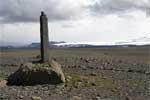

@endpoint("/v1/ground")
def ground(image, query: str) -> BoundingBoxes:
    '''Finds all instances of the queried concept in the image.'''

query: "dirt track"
[0,47,150,100]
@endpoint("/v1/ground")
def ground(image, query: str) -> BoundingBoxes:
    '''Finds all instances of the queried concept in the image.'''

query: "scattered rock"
[81,66,87,70]
[145,71,150,74]
[92,96,101,100]
[85,59,90,63]
[0,51,149,100]
[18,95,24,99]
[7,60,65,85]
[0,80,7,88]
[35,55,41,59]
[128,69,134,72]
[90,72,97,76]
[0,95,7,99]
[56,83,65,89]
[72,96,81,100]
[91,82,97,86]
[88,66,94,69]
[31,96,41,100]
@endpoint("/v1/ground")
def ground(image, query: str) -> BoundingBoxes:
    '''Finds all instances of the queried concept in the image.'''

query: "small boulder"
[7,60,65,85]
[92,96,101,100]
[0,80,7,88]
[72,96,81,100]
[31,96,41,100]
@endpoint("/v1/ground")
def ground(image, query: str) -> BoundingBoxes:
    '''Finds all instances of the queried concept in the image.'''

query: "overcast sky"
[0,0,150,45]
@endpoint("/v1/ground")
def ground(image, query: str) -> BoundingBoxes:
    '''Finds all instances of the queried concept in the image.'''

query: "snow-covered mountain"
[115,37,150,45]
[56,36,150,47]
[56,42,115,47]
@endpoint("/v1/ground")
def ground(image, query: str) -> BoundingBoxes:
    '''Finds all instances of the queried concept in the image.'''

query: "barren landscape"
[0,47,150,100]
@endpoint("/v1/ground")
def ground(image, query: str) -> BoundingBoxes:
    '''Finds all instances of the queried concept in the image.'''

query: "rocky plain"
[0,47,150,100]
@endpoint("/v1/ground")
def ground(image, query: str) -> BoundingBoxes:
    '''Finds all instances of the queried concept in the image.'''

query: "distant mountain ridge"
[0,41,66,49]
[28,41,66,48]
[0,36,150,49]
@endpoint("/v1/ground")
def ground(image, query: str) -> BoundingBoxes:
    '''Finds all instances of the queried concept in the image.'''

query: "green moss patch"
[65,73,118,91]
[0,71,7,80]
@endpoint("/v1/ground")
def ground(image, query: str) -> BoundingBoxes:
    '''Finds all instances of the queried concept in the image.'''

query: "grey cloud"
[0,0,83,23]
[0,0,149,24]
[146,5,150,16]
[88,0,149,17]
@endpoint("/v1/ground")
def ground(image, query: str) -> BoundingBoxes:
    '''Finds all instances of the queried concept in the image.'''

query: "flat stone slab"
[7,60,65,85]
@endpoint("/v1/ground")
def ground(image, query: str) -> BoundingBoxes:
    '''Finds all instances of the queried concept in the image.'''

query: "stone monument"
[40,11,49,63]
[6,12,65,85]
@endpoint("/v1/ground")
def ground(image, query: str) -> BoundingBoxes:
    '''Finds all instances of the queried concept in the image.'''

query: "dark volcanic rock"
[7,60,65,85]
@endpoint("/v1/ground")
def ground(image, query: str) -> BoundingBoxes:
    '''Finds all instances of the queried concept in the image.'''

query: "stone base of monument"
[7,60,65,85]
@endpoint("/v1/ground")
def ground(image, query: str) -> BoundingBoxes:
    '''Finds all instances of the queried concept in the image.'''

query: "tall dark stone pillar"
[40,11,49,63]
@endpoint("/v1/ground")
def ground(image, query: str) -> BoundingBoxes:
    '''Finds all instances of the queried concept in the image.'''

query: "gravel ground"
[0,48,150,100]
